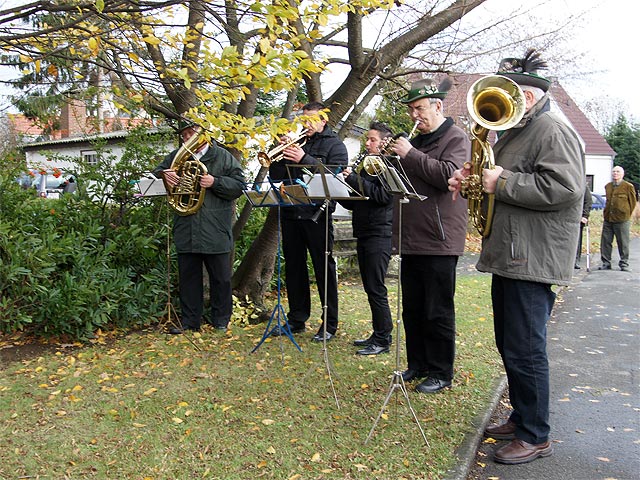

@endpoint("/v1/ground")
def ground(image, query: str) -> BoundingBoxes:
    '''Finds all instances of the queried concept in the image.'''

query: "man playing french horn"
[154,122,245,335]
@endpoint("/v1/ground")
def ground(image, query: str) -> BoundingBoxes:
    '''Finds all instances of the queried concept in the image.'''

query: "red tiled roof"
[436,73,615,157]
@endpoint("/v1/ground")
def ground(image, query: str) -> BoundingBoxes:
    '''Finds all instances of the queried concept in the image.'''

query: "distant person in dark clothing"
[575,184,592,269]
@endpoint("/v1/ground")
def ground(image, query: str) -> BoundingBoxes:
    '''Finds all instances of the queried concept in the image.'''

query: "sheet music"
[137,173,167,197]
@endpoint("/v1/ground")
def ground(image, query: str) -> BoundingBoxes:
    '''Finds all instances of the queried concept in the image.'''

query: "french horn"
[164,126,209,216]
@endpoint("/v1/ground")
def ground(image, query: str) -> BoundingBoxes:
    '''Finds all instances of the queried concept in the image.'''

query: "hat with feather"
[401,77,453,103]
[496,48,551,92]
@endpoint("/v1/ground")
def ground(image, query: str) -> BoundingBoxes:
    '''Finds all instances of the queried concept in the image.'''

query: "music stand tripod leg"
[251,205,302,357]
[159,203,201,351]
[364,197,428,446]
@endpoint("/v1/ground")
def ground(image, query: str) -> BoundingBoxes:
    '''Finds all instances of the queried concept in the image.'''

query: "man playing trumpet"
[390,78,470,393]
[268,102,348,342]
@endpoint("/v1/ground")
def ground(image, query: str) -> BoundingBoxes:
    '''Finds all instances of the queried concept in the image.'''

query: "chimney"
[59,99,87,137]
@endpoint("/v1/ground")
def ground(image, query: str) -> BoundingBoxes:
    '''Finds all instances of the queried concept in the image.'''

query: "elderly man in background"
[598,166,637,272]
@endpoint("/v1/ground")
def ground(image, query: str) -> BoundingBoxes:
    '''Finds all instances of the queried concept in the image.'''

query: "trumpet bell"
[467,75,526,131]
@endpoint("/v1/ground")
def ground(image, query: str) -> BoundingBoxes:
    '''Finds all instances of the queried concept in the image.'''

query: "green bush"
[0,131,174,339]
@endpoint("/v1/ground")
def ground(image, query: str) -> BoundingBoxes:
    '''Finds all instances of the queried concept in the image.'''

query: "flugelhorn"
[461,75,526,237]
[258,131,308,167]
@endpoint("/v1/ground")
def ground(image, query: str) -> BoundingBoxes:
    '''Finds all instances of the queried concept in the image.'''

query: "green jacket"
[154,143,245,254]
[476,99,585,286]
[603,180,637,223]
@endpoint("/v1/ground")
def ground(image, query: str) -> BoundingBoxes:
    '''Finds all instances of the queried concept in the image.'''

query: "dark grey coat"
[154,142,245,254]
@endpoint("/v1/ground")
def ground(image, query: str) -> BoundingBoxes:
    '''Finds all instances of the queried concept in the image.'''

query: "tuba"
[258,131,308,167]
[461,75,526,237]
[164,126,209,216]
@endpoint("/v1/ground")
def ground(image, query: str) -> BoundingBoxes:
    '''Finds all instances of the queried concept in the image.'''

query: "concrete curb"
[444,375,508,480]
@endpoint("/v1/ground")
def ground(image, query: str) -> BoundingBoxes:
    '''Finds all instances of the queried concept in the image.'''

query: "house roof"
[436,73,615,157]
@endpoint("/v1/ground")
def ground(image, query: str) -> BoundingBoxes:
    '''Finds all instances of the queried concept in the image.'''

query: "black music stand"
[135,174,201,351]
[364,161,428,446]
[288,163,366,408]
[247,180,312,358]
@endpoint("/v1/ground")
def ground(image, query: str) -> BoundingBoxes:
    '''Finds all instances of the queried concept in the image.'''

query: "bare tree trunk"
[232,208,279,320]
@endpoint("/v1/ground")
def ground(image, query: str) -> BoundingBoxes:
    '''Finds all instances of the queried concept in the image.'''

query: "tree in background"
[605,114,640,188]
[0,0,589,312]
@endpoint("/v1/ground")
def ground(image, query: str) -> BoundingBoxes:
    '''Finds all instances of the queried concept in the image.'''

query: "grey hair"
[521,85,545,102]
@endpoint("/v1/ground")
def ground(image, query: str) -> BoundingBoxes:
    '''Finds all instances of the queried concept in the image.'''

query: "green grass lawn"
[0,274,500,480]
[4,209,635,479]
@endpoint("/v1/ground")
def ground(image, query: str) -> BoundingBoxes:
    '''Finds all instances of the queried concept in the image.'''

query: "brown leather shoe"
[494,439,553,465]
[484,419,516,440]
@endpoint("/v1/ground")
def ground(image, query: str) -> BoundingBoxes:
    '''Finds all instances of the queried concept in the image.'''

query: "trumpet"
[258,131,308,167]
[379,120,420,156]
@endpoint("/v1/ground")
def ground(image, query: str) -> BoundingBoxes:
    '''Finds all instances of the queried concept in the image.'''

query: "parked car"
[591,193,606,210]
[21,169,76,198]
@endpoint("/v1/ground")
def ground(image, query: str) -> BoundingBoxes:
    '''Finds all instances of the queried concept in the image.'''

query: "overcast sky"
[1,0,637,124]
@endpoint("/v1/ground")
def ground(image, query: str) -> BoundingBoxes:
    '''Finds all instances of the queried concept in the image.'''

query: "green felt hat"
[497,49,551,92]
[401,78,451,103]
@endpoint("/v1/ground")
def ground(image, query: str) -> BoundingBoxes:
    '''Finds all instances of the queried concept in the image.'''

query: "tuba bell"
[164,126,209,216]
[461,75,526,237]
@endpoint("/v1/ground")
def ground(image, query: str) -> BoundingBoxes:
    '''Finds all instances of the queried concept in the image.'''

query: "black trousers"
[492,275,556,444]
[401,255,458,380]
[177,252,232,329]
[357,236,393,346]
[281,217,339,334]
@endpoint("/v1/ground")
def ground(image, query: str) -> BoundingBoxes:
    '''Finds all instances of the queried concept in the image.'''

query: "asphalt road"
[451,237,640,480]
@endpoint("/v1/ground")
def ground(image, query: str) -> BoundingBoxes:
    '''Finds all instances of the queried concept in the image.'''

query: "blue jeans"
[492,275,556,444]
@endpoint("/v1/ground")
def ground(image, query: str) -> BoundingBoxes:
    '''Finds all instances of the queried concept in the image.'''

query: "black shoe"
[401,369,428,382]
[415,377,452,394]
[353,336,373,347]
[270,324,305,337]
[574,264,580,269]
[354,334,392,347]
[312,331,334,342]
[168,325,200,335]
[356,344,390,355]
[621,266,631,272]
[598,265,611,270]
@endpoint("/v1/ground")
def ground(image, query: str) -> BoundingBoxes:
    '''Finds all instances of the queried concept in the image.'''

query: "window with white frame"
[82,150,98,166]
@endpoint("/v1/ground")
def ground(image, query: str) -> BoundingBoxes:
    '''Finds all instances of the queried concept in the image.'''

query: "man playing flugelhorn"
[339,122,395,355]
[268,102,348,343]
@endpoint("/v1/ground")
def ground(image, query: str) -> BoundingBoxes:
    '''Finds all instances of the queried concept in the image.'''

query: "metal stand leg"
[294,200,340,408]
[365,197,428,446]
[159,204,200,351]
[251,206,302,359]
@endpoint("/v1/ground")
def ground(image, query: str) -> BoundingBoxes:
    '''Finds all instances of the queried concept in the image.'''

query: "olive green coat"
[154,143,245,254]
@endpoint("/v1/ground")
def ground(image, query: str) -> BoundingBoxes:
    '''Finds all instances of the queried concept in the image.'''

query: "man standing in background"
[599,166,637,272]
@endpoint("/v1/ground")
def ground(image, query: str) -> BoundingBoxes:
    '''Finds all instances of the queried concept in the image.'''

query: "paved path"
[452,237,640,480]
